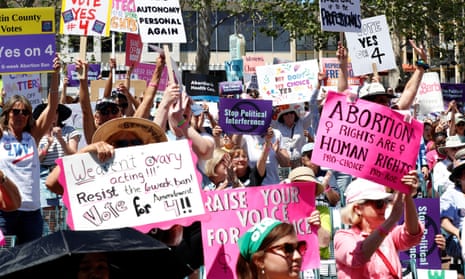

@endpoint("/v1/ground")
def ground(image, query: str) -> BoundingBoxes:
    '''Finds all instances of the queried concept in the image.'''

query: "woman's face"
[107,131,143,148]
[213,153,230,180]
[261,234,303,279]
[282,112,295,127]
[8,101,31,132]
[232,150,248,170]
[358,199,389,226]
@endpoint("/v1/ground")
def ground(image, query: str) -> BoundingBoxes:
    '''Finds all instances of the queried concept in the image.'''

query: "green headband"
[237,218,282,261]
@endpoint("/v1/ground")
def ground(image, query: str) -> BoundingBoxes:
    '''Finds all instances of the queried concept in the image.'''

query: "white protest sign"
[2,74,42,108]
[135,0,186,43]
[319,0,361,32]
[60,0,112,36]
[345,15,396,76]
[416,72,444,115]
[255,60,320,106]
[60,139,207,231]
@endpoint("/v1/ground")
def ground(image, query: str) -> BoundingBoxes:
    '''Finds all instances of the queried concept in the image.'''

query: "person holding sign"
[236,217,306,279]
[337,39,427,110]
[334,173,423,278]
[0,55,62,244]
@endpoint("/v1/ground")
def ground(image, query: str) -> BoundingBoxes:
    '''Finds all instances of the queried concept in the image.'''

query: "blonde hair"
[340,200,365,226]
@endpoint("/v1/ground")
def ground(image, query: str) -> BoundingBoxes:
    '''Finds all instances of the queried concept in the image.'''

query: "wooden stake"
[78,36,87,79]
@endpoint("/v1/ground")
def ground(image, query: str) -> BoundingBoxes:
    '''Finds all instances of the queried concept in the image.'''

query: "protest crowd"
[0,2,464,279]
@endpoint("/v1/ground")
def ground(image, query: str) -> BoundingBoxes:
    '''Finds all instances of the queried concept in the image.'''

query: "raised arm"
[77,59,97,144]
[33,55,61,142]
[134,55,165,119]
[395,40,428,110]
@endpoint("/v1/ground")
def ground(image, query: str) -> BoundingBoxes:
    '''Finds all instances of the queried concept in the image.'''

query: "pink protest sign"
[313,91,423,193]
[201,183,319,279]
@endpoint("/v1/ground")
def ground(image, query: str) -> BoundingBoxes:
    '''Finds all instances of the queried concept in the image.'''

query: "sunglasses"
[266,240,307,257]
[11,109,31,116]
[99,107,120,116]
[113,139,143,148]
[365,199,389,209]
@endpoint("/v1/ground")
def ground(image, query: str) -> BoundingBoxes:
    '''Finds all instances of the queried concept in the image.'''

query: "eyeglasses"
[364,199,389,209]
[113,139,143,148]
[99,107,120,116]
[266,240,307,258]
[11,109,31,116]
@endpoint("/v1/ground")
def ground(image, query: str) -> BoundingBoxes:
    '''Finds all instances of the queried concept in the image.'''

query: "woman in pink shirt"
[334,172,424,278]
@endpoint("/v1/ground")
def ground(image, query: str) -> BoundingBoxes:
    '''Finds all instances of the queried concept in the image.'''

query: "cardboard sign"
[218,98,272,135]
[0,7,56,74]
[400,198,442,270]
[135,0,186,43]
[60,0,112,36]
[319,0,361,32]
[416,72,444,115]
[110,0,138,34]
[201,183,319,279]
[125,33,143,66]
[90,79,146,101]
[58,139,208,232]
[312,91,423,193]
[2,74,42,108]
[344,15,396,76]
[256,60,320,106]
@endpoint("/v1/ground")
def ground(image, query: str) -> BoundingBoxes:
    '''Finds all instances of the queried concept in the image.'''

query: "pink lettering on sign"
[312,91,423,193]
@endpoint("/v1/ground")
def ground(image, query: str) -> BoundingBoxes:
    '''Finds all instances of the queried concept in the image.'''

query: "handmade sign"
[256,59,320,106]
[58,139,208,232]
[319,0,361,32]
[110,0,138,34]
[0,7,56,74]
[312,91,423,193]
[400,198,441,270]
[135,0,186,43]
[60,0,112,36]
[2,74,42,108]
[218,98,272,135]
[416,72,444,115]
[344,15,396,76]
[201,182,319,279]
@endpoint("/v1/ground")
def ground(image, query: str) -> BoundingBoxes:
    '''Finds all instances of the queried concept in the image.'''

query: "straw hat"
[288,166,324,196]
[92,117,167,144]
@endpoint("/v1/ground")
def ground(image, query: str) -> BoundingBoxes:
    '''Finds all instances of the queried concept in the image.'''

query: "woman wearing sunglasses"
[334,172,424,278]
[236,218,307,279]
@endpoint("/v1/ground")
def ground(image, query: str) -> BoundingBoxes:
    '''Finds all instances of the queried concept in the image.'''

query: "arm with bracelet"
[395,40,428,110]
[134,54,165,119]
